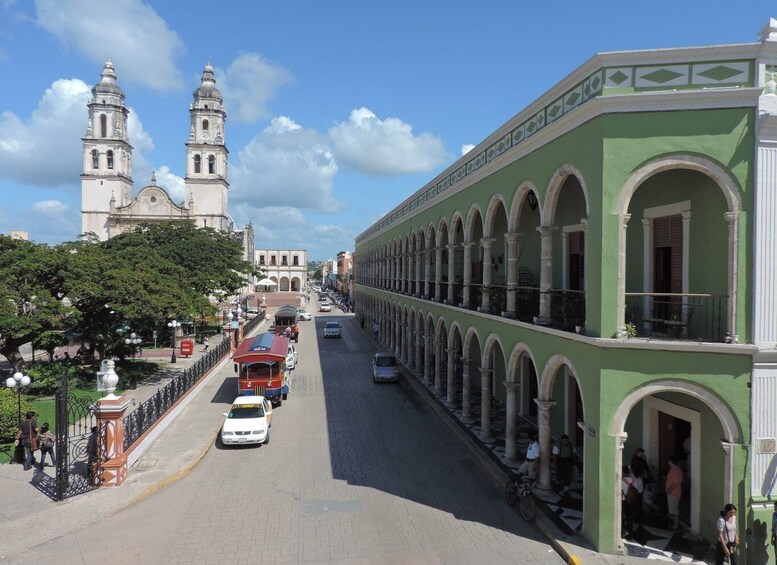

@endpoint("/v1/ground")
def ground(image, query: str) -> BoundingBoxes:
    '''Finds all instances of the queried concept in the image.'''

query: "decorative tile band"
[356,59,753,245]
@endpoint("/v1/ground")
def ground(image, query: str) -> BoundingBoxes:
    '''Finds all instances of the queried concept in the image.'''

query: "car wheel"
[276,396,282,407]
[282,393,287,400]
[263,431,270,445]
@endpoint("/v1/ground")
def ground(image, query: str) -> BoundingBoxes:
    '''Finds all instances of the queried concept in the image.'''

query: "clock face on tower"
[202,130,210,141]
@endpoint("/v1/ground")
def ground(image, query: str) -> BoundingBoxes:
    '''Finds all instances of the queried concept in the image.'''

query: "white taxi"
[221,396,271,446]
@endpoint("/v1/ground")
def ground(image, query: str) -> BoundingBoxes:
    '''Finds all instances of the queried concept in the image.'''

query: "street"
[13,309,562,564]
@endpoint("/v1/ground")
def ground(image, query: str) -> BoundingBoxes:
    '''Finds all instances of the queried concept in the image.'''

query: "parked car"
[319,294,327,301]
[320,304,332,312]
[323,321,341,338]
[297,309,313,321]
[220,396,271,446]
[372,352,399,382]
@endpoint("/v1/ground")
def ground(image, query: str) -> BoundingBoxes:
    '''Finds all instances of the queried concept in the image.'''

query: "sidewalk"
[0,317,270,559]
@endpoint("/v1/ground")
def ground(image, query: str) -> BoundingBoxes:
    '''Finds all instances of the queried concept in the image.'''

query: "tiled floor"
[412,371,714,564]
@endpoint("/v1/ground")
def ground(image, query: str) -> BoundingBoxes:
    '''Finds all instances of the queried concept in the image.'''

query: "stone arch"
[464,203,484,242]
[506,343,539,385]
[538,353,584,406]
[543,164,591,226]
[484,194,509,237]
[509,181,540,232]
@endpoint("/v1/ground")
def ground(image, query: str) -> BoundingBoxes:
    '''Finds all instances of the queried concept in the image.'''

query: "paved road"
[13,309,562,564]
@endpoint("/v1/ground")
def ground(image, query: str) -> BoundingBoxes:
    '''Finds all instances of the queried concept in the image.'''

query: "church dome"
[92,59,125,99]
[193,63,223,103]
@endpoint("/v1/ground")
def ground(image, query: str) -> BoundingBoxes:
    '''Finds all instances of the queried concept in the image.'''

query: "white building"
[81,60,231,240]
[255,249,308,291]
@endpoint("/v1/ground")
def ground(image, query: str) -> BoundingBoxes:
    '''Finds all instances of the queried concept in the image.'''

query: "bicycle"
[504,475,537,521]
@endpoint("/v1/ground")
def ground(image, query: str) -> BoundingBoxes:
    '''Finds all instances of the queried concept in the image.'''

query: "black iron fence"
[548,289,586,332]
[123,337,230,451]
[624,293,727,342]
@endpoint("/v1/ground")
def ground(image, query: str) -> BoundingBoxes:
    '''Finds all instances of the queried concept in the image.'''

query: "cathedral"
[80,60,233,239]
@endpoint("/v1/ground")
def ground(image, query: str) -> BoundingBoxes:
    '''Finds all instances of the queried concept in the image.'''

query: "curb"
[363,327,583,565]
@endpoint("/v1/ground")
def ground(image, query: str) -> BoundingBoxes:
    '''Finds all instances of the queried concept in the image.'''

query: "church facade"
[81,60,232,240]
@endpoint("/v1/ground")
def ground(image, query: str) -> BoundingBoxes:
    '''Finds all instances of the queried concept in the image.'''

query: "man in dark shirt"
[19,411,38,471]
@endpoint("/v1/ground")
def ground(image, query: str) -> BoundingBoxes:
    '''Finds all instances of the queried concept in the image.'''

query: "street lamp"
[167,320,179,363]
[124,332,142,361]
[5,371,31,464]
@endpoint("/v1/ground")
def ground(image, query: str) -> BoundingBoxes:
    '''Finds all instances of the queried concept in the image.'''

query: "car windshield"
[325,322,339,328]
[375,356,397,367]
[228,405,265,419]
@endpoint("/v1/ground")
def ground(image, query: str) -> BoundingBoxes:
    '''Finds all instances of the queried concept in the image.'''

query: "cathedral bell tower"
[184,63,230,232]
[81,59,133,240]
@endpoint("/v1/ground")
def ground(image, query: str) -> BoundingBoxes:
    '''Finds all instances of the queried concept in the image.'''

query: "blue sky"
[0,1,773,260]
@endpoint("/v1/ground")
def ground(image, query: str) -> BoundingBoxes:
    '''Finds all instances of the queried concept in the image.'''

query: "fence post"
[94,396,131,487]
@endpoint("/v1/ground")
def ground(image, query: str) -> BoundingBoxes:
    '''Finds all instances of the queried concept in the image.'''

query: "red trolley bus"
[232,332,290,405]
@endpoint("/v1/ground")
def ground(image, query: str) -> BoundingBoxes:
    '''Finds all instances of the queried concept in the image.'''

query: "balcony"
[624,293,728,342]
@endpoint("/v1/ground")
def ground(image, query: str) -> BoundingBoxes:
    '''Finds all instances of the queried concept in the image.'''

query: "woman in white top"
[716,503,739,565]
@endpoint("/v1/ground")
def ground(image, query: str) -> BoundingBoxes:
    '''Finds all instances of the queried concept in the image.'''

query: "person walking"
[38,422,56,469]
[665,456,683,530]
[621,466,639,534]
[517,432,540,479]
[552,434,576,494]
[716,503,739,564]
[372,321,380,340]
[16,411,38,471]
[630,448,650,527]
[203,335,209,351]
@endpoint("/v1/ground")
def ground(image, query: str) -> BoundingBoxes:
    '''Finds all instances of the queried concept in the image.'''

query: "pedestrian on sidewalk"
[15,411,38,471]
[517,431,540,480]
[372,321,379,340]
[203,335,209,351]
[38,422,56,469]
[630,447,649,527]
[552,434,576,494]
[621,465,639,534]
[665,456,683,530]
[716,503,739,564]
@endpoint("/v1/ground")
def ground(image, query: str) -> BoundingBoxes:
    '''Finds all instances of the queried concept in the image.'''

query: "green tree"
[0,236,71,370]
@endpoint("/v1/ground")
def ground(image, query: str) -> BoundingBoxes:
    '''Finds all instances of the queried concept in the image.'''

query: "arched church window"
[107,150,114,170]
[208,155,215,174]
[100,114,107,138]
[91,150,99,169]
[202,119,209,131]
[194,155,201,174]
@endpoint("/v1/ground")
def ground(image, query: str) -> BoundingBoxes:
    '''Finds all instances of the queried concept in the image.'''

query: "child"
[38,423,56,469]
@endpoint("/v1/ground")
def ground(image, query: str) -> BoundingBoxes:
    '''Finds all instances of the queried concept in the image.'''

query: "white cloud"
[217,53,293,124]
[0,199,79,243]
[329,107,449,176]
[35,0,184,91]
[0,78,90,186]
[153,165,184,202]
[31,199,68,215]
[461,144,475,155]
[230,116,342,213]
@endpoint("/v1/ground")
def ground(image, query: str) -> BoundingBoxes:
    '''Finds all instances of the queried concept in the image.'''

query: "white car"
[323,321,342,338]
[221,396,271,446]
[320,304,332,312]
[297,309,313,321]
[286,344,298,370]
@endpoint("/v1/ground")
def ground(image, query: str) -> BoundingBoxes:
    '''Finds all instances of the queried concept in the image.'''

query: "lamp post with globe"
[168,320,180,363]
[5,371,32,464]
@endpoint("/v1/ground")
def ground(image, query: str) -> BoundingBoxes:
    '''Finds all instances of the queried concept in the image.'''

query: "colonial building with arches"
[354,20,777,560]
[255,248,308,292]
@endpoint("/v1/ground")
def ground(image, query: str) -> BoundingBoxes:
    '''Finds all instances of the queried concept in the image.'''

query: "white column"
[480,237,494,312]
[480,367,494,442]
[504,233,521,317]
[434,339,443,396]
[415,251,422,296]
[725,211,739,341]
[461,358,473,423]
[424,249,432,298]
[414,330,422,375]
[461,241,473,307]
[434,245,443,301]
[537,226,554,323]
[446,347,457,407]
[613,432,628,553]
[423,335,433,383]
[446,244,456,304]
[535,399,557,495]
[504,381,519,460]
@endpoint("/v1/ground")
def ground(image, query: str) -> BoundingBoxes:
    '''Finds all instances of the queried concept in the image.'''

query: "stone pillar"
[415,251,422,296]
[446,347,457,407]
[434,245,443,301]
[423,335,433,383]
[461,241,474,307]
[480,237,495,312]
[480,367,494,442]
[614,432,628,552]
[95,394,131,487]
[537,226,555,323]
[461,358,473,423]
[446,244,456,304]
[424,249,432,299]
[535,398,557,495]
[395,320,402,358]
[433,340,443,395]
[414,331,422,376]
[504,381,519,460]
[504,233,521,317]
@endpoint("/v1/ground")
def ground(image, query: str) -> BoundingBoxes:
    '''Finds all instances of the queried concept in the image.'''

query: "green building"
[354,19,777,563]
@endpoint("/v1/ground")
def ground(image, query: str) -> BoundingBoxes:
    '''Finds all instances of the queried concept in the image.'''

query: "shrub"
[0,389,32,442]
[26,362,80,396]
